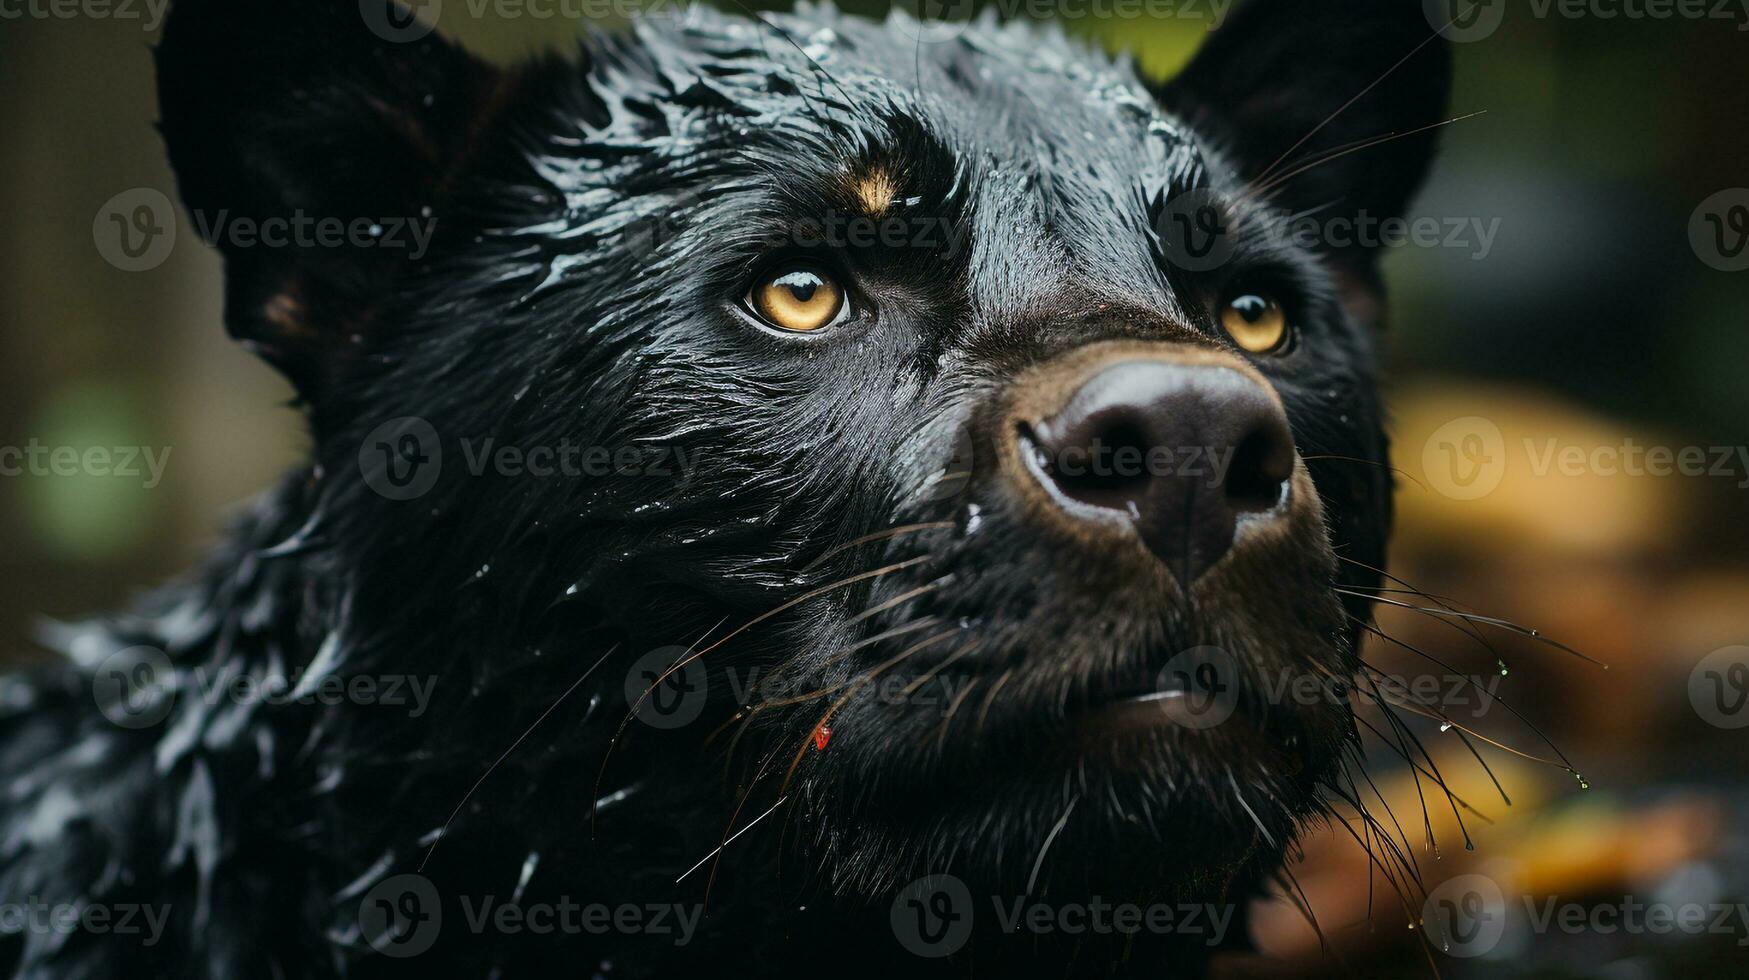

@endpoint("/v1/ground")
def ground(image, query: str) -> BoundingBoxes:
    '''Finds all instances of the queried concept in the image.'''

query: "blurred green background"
[1,3,1745,976]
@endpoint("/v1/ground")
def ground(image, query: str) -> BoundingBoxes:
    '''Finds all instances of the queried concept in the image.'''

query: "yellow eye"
[749,266,846,332]
[1220,293,1289,354]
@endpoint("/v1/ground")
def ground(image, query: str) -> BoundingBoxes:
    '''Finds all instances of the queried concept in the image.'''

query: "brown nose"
[1018,359,1295,585]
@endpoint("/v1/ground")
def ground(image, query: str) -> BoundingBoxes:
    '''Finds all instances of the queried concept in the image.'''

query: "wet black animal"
[0,0,1450,976]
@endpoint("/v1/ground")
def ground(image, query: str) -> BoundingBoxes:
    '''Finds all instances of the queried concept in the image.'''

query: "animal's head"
[157,0,1447,924]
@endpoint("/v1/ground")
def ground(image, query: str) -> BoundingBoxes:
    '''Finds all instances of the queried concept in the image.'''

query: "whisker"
[743,618,946,713]
[423,645,616,871]
[1358,673,1444,856]
[701,749,781,902]
[1322,776,1423,913]
[1346,742,1426,880]
[1356,614,1572,779]
[1338,555,1507,661]
[1300,453,1432,494]
[1228,772,1277,848]
[593,556,932,831]
[1358,630,1515,810]
[712,0,860,110]
[797,522,955,575]
[1024,794,1080,896]
[1251,111,1488,199]
[931,669,984,756]
[1250,17,1459,187]
[1373,695,1578,773]
[897,638,981,699]
[780,626,965,793]
[677,794,790,885]
[847,581,944,626]
[1351,690,1494,826]
[973,668,1016,738]
[1337,589,1609,668]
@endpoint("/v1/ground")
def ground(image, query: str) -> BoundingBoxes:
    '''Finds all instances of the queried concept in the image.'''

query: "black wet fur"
[0,1,1449,976]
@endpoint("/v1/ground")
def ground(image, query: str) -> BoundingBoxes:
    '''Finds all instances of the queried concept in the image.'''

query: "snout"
[1003,341,1300,588]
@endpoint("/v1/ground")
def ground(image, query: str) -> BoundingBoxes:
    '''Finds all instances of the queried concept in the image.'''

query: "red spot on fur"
[813,725,833,751]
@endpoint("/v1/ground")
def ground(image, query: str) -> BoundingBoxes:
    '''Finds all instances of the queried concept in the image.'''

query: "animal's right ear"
[156,0,501,402]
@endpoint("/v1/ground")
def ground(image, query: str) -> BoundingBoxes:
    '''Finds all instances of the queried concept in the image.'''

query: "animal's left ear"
[1161,0,1452,271]
[155,0,502,402]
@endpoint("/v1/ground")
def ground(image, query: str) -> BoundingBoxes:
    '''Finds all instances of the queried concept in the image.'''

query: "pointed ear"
[156,0,502,401]
[1161,0,1452,267]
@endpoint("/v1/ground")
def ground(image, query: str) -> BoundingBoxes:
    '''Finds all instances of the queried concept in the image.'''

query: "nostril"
[1028,416,1154,510]
[1224,422,1294,513]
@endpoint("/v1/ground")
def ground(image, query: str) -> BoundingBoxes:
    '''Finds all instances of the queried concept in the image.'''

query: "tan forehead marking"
[852,168,897,217]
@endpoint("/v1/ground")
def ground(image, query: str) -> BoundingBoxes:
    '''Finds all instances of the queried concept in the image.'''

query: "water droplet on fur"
[1575,773,1590,789]
[1439,721,1453,732]
[1497,660,1509,676]
[474,564,490,578]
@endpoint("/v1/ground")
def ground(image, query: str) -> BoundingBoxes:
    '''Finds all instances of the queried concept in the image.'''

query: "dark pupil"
[1233,295,1268,323]
[777,271,821,303]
